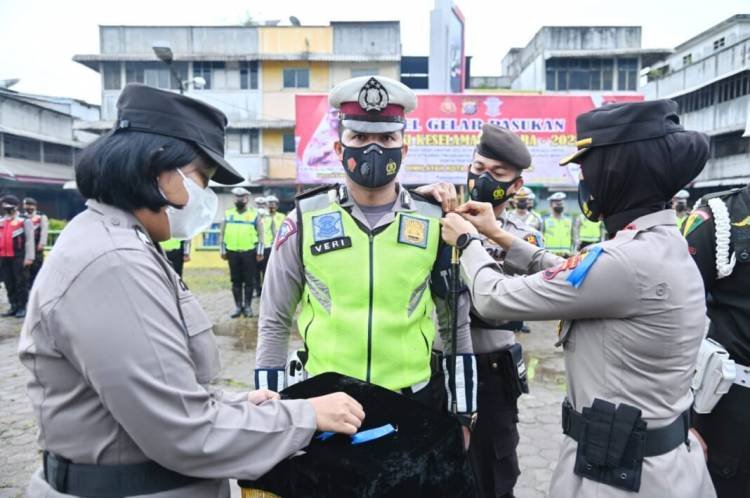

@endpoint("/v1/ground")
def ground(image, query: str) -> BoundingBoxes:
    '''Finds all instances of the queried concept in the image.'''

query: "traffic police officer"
[465,124,542,498]
[673,189,690,227]
[0,195,34,318]
[513,187,542,232]
[255,75,477,425]
[19,83,363,498]
[21,197,48,288]
[219,187,264,318]
[683,182,750,497]
[161,237,190,277]
[256,195,285,297]
[573,214,604,251]
[543,192,574,257]
[443,100,716,497]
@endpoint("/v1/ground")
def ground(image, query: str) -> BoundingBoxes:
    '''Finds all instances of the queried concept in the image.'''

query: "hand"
[36,244,43,252]
[23,259,33,267]
[414,182,459,213]
[183,255,191,262]
[440,212,477,247]
[256,253,265,262]
[462,426,471,451]
[308,392,365,435]
[247,389,280,405]
[456,201,499,238]
[221,253,228,261]
[689,428,708,461]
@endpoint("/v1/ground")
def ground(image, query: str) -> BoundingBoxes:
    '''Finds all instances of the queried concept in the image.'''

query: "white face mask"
[165,169,218,240]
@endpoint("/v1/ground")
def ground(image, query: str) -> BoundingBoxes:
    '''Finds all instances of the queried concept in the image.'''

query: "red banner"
[296,93,643,186]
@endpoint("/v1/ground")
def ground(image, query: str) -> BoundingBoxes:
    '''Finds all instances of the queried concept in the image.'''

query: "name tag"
[310,236,352,256]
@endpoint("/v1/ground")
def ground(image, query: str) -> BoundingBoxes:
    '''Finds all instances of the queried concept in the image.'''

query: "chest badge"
[398,215,429,248]
[312,212,345,242]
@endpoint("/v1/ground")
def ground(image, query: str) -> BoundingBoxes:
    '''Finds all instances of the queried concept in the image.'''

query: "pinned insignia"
[681,210,710,237]
[358,77,389,112]
[386,159,398,176]
[398,215,429,248]
[275,218,297,249]
[732,216,750,228]
[492,187,505,200]
[312,212,345,242]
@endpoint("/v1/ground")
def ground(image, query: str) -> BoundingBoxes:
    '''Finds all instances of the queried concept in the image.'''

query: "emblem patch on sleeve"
[275,218,297,250]
[398,215,429,248]
[312,212,345,242]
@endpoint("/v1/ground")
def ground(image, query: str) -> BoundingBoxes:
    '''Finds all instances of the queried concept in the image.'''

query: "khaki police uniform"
[461,208,715,497]
[19,200,316,498]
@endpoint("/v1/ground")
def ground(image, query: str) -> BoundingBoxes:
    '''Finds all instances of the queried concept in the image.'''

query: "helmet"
[515,187,533,200]
[266,195,280,204]
[255,196,268,206]
[673,189,689,200]
[549,192,567,202]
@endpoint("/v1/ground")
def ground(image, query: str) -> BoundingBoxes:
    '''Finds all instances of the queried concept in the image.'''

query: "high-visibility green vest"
[161,238,182,251]
[298,193,441,391]
[579,217,602,243]
[223,207,259,251]
[543,215,573,255]
[262,212,286,247]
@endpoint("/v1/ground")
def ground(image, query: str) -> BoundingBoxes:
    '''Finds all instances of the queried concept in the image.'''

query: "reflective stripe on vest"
[161,238,182,251]
[224,208,259,251]
[579,218,602,242]
[299,199,440,391]
[544,215,573,254]
[262,212,286,247]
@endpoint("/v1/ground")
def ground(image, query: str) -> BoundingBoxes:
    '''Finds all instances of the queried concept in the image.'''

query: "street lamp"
[152,41,185,94]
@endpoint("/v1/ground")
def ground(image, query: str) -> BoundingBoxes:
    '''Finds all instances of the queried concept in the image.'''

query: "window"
[674,70,750,113]
[240,61,258,89]
[682,54,692,66]
[193,61,225,90]
[144,67,170,89]
[282,132,296,153]
[283,68,310,88]
[713,37,726,50]
[240,130,260,155]
[712,131,749,158]
[545,58,614,91]
[43,143,73,165]
[4,134,40,161]
[617,58,638,91]
[125,62,186,90]
[351,68,379,78]
[102,62,121,90]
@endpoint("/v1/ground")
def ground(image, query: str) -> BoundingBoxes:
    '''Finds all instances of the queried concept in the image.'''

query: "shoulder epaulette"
[697,188,741,207]
[295,184,336,201]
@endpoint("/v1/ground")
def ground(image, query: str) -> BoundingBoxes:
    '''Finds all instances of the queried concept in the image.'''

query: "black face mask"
[577,179,601,222]
[342,144,402,189]
[552,205,565,214]
[235,200,247,210]
[674,201,687,213]
[24,208,34,215]
[467,171,520,207]
[516,200,529,210]
[2,206,15,215]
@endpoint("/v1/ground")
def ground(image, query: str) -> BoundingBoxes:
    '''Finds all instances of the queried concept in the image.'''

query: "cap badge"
[358,77,389,112]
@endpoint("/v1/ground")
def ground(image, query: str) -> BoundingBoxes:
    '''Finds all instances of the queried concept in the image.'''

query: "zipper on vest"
[366,233,374,383]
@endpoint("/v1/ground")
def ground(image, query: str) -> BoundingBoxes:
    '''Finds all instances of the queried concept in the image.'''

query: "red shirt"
[0,217,25,258]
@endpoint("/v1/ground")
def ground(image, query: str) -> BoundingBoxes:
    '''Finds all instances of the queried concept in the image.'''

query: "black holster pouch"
[504,343,529,396]
[571,398,647,492]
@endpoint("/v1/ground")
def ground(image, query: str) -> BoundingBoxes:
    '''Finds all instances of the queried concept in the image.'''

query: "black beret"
[560,99,684,165]
[114,83,244,185]
[475,124,532,170]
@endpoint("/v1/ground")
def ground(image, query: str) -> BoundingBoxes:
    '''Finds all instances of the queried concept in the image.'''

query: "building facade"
[73,22,401,194]
[644,15,750,190]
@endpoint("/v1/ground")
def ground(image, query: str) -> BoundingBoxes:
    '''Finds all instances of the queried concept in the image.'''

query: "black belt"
[562,401,690,457]
[43,451,202,498]
[469,312,521,332]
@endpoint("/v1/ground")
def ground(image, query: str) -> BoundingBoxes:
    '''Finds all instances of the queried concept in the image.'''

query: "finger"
[348,403,366,421]
[339,423,358,436]
[344,412,363,429]
[433,190,443,202]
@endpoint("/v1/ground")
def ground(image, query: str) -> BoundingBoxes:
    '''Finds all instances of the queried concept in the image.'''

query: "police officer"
[573,213,604,251]
[219,187,264,318]
[161,237,190,277]
[464,124,543,498]
[672,189,690,227]
[255,75,476,429]
[683,182,750,497]
[0,195,34,318]
[21,197,47,288]
[443,100,716,497]
[513,187,542,232]
[543,192,574,257]
[19,84,363,498]
[256,195,285,297]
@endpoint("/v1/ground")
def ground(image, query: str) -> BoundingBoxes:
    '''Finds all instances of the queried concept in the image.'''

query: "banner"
[295,93,643,186]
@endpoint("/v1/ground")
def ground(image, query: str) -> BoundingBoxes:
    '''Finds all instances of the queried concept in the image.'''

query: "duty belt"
[562,399,689,457]
[43,451,201,497]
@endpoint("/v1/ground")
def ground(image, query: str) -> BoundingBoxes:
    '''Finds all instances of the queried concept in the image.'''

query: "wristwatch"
[456,233,482,251]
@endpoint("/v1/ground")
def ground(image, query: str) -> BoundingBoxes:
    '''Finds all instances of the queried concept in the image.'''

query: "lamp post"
[152,42,185,94]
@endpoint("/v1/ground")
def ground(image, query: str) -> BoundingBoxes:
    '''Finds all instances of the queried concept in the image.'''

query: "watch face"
[457,233,470,249]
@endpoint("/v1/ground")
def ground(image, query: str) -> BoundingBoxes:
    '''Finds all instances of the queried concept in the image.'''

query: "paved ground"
[0,268,566,497]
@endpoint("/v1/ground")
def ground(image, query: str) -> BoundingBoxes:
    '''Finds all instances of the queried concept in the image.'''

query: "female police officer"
[442,100,716,497]
[19,84,363,498]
